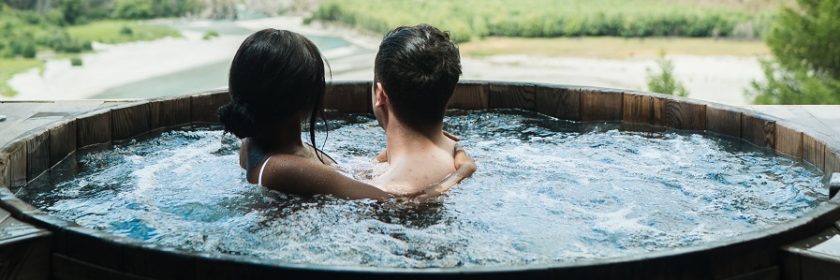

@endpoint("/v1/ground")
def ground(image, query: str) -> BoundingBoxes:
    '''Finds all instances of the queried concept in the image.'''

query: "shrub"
[120,25,133,36]
[202,30,219,40]
[44,32,92,53]
[60,0,87,25]
[647,55,689,97]
[9,40,37,58]
[21,43,36,58]
[70,56,83,66]
[111,0,199,19]
[749,0,840,104]
[112,0,155,19]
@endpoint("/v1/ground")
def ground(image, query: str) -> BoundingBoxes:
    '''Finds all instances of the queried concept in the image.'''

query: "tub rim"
[1,80,839,278]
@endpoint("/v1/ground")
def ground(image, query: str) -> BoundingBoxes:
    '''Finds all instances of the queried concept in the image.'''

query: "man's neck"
[384,119,447,161]
[375,116,456,194]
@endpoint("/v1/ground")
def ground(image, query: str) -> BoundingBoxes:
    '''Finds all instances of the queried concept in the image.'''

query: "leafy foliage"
[647,56,689,97]
[750,0,840,104]
[202,30,219,40]
[306,0,777,43]
[0,1,187,96]
[70,56,83,66]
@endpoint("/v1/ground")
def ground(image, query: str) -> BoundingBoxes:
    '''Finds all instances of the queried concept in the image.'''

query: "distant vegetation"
[647,55,689,97]
[750,0,840,104]
[0,0,191,96]
[202,30,219,40]
[67,20,181,44]
[307,0,782,43]
[70,56,83,66]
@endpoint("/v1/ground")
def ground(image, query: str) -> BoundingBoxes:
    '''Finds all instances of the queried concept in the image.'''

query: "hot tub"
[1,81,839,280]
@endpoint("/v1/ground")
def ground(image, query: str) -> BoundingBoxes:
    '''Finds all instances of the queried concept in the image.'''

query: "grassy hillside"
[0,4,181,97]
[67,20,181,44]
[307,0,785,43]
[459,37,769,58]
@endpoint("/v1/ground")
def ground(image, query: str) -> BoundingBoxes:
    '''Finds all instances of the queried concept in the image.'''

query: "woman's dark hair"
[218,29,327,158]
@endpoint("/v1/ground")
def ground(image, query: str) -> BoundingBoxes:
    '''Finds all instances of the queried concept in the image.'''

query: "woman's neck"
[254,118,307,156]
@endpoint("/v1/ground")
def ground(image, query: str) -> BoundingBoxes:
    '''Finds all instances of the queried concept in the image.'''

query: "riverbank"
[5,16,374,100]
[6,16,766,105]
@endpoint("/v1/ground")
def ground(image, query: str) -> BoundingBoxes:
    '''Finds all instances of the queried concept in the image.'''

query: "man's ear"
[374,82,388,107]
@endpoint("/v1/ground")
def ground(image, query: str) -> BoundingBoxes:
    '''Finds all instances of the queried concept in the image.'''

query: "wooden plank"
[191,91,231,123]
[741,114,776,149]
[775,124,803,160]
[53,254,149,280]
[7,141,26,189]
[580,90,623,121]
[450,82,488,110]
[155,97,191,129]
[324,81,371,113]
[780,249,801,280]
[653,98,706,130]
[802,134,826,171]
[720,266,779,280]
[123,244,197,280]
[826,149,840,176]
[0,209,51,280]
[0,152,9,188]
[622,93,653,124]
[76,112,112,148]
[148,101,160,131]
[488,83,536,110]
[535,85,580,121]
[49,120,77,166]
[25,132,50,182]
[112,103,151,141]
[706,106,742,138]
[798,250,840,280]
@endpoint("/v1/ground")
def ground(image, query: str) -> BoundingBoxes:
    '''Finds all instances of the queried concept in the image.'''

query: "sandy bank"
[5,17,336,101]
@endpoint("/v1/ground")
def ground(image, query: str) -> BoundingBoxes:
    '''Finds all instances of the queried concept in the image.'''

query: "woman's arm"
[439,146,477,190]
[239,138,249,169]
[260,155,393,200]
[261,146,476,201]
[411,147,477,200]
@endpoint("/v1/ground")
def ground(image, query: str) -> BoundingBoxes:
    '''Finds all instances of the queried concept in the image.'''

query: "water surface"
[19,110,826,268]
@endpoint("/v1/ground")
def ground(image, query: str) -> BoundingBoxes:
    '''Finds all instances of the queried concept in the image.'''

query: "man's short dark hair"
[374,24,462,129]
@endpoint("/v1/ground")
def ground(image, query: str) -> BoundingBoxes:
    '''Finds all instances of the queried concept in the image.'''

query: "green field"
[0,12,179,97]
[67,20,181,44]
[307,0,785,43]
[0,58,41,96]
[460,37,770,58]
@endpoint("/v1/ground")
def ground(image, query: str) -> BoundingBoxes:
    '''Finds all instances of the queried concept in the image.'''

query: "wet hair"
[218,29,326,157]
[374,24,462,129]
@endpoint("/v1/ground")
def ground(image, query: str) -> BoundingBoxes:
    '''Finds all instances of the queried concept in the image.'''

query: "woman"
[218,29,475,200]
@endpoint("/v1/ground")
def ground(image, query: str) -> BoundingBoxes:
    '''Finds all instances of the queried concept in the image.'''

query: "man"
[370,24,472,195]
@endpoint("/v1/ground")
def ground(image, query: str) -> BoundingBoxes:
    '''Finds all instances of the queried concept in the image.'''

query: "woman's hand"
[375,149,388,163]
[443,130,460,141]
[406,146,477,202]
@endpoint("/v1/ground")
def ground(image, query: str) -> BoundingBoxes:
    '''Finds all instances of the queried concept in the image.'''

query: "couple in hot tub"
[218,24,477,200]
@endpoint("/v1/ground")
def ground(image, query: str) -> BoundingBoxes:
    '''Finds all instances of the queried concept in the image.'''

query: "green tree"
[647,55,689,97]
[60,0,87,24]
[750,0,840,104]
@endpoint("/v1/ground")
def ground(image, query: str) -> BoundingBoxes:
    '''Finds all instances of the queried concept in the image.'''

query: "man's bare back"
[372,134,456,195]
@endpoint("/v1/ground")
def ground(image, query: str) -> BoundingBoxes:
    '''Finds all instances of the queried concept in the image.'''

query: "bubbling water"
[18,110,826,268]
